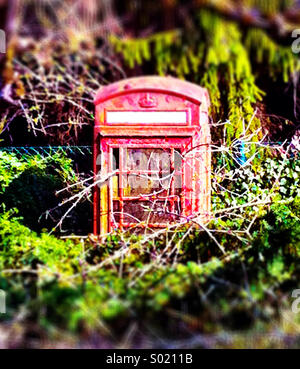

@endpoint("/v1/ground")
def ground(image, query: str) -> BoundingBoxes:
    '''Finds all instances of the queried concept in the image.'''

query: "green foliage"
[0,137,298,343]
[0,151,85,232]
[110,9,299,155]
[0,184,299,334]
[212,154,300,214]
[0,151,27,194]
[0,0,299,347]
[0,151,77,194]
[245,28,300,83]
[0,210,82,272]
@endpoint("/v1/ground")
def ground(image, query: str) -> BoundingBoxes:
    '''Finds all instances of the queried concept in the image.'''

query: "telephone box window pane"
[174,175,182,196]
[124,174,172,197]
[112,201,120,223]
[112,148,119,170]
[123,201,176,223]
[112,175,119,198]
[174,149,183,171]
[126,148,171,172]
[109,145,184,229]
[173,197,182,215]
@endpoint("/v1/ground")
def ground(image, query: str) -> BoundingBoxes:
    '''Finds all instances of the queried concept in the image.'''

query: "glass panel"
[112,199,181,226]
[112,201,120,223]
[110,146,184,227]
[112,175,119,198]
[126,148,171,172]
[173,197,182,216]
[174,150,182,196]
[123,201,176,223]
[123,173,172,197]
[174,174,182,196]
[112,148,119,170]
[174,149,183,171]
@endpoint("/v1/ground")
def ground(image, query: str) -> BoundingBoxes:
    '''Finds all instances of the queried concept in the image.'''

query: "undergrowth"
[0,150,299,344]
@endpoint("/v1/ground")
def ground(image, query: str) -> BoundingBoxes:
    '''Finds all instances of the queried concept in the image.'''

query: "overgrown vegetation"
[0,150,90,233]
[110,8,299,149]
[0,0,299,348]
[0,147,299,348]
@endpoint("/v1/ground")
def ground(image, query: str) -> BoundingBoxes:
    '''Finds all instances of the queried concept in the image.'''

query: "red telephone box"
[93,76,211,235]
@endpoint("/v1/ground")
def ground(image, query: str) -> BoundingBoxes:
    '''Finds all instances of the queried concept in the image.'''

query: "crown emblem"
[138,93,157,108]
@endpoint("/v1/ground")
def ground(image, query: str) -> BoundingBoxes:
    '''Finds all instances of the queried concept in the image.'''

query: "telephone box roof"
[94,76,209,106]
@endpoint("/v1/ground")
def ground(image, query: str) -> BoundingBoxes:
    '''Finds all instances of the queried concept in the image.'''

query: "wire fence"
[0,145,92,155]
[0,146,93,162]
[0,142,297,164]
